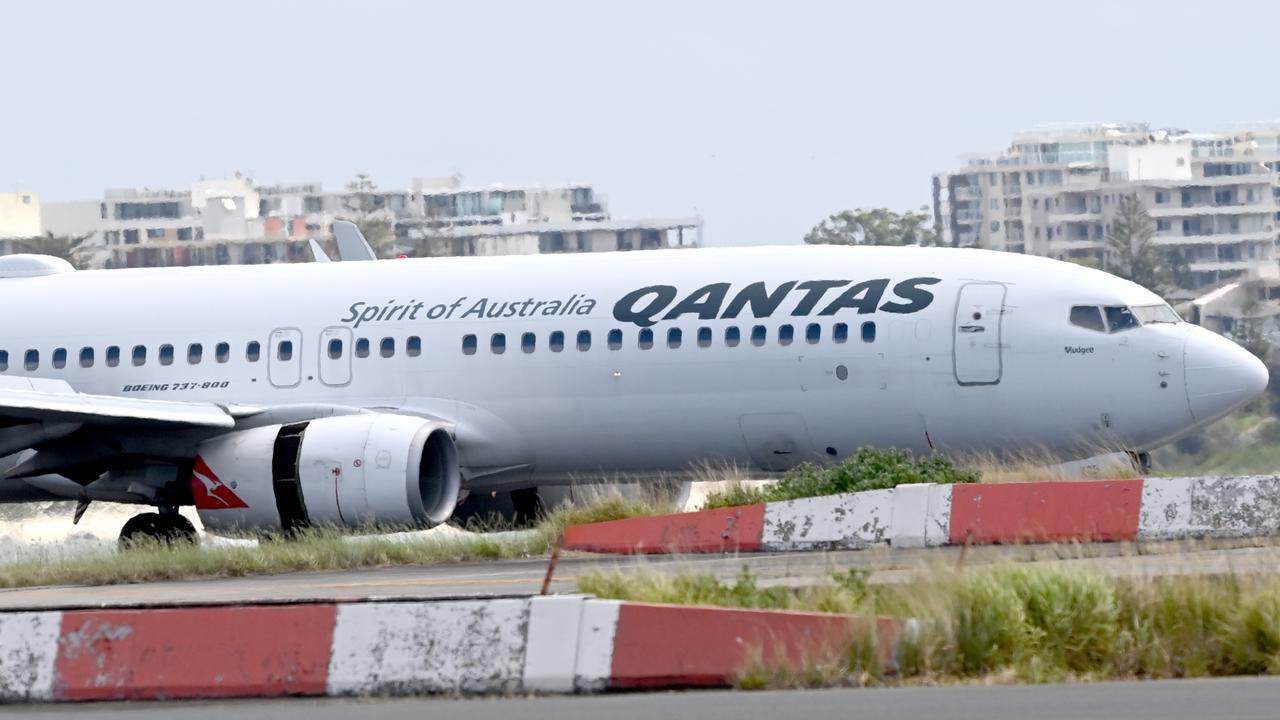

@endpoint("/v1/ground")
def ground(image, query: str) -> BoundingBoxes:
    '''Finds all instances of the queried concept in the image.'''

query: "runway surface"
[3,538,1279,610]
[8,677,1280,720]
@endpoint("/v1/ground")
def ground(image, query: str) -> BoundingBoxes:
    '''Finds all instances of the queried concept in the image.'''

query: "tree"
[18,232,90,269]
[1104,194,1189,293]
[339,173,396,258]
[803,206,937,247]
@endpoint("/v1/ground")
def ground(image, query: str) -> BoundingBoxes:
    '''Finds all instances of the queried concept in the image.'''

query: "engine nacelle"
[192,414,460,535]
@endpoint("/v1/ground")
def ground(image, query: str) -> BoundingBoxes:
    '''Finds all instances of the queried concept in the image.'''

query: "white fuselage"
[0,245,1265,491]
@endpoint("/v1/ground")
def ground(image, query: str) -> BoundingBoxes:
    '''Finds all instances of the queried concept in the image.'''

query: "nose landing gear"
[1125,451,1152,476]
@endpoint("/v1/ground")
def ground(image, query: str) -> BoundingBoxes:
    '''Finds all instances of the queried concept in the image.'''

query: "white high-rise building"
[933,123,1280,290]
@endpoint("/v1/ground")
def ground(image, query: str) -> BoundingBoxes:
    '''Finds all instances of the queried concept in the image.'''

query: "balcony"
[952,186,982,201]
[953,210,982,223]
[1152,230,1276,245]
[1049,239,1104,252]
[1148,202,1275,218]
[1047,210,1102,224]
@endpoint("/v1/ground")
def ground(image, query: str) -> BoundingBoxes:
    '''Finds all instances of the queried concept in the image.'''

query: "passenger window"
[697,327,712,348]
[608,329,622,350]
[667,327,682,349]
[0,350,7,372]
[1070,306,1106,332]
[407,336,421,357]
[52,348,67,369]
[491,333,506,354]
[806,323,821,344]
[638,328,654,350]
[246,341,261,362]
[106,346,120,367]
[79,347,94,368]
[160,344,175,365]
[522,332,536,353]
[751,325,766,347]
[861,322,876,343]
[549,331,565,352]
[1105,306,1140,333]
[132,345,147,366]
[577,330,591,351]
[833,323,849,343]
[725,326,741,347]
[380,337,394,358]
[274,341,291,362]
[216,342,230,363]
[462,334,477,355]
[188,343,202,364]
[24,350,37,371]
[354,338,370,358]
[778,324,794,346]
[328,338,344,359]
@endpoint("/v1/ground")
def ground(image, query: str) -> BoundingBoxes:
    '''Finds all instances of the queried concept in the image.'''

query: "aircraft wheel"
[118,512,199,549]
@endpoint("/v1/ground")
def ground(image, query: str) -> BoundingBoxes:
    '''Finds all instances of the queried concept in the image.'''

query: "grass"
[702,448,979,510]
[578,563,1280,687]
[0,495,670,590]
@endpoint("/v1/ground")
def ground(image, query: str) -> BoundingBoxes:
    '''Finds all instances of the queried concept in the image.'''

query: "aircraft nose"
[1184,326,1269,423]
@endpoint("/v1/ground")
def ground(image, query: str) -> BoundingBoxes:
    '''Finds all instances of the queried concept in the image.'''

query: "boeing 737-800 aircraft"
[0,225,1266,542]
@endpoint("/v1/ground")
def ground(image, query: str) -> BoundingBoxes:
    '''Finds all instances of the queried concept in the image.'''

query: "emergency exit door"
[953,283,1006,385]
[268,328,303,388]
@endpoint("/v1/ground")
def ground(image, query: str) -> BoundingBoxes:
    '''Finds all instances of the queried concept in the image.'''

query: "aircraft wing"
[0,377,253,429]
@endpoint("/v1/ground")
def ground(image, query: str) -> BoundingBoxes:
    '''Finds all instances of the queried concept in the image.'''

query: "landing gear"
[118,511,199,549]
[1126,451,1153,476]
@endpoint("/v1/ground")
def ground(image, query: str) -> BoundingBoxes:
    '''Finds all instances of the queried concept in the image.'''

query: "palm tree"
[18,232,90,269]
[1104,195,1188,293]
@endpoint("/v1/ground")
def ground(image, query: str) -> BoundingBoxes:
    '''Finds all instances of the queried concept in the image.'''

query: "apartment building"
[0,191,42,254]
[933,123,1280,290]
[38,175,702,268]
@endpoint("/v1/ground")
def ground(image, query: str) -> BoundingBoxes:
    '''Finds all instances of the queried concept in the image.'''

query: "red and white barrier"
[0,596,900,702]
[562,475,1280,554]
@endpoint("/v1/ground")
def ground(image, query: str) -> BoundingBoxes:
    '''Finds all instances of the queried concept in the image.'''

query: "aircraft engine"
[192,414,460,535]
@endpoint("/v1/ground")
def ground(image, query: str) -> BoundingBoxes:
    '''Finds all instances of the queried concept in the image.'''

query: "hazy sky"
[3,0,1278,246]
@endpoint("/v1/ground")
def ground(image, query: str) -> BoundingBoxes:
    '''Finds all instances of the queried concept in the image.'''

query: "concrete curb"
[0,596,900,702]
[561,476,1280,554]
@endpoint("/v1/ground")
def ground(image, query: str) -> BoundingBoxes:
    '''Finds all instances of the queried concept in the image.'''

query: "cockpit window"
[1131,304,1181,325]
[1070,305,1106,332]
[1104,306,1140,333]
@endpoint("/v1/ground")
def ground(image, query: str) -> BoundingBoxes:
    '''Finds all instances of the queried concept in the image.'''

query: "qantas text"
[612,278,943,327]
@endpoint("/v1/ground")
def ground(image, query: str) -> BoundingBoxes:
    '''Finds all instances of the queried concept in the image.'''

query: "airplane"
[0,223,1267,543]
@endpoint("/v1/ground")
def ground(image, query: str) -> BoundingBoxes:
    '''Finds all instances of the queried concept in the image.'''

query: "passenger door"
[318,327,352,386]
[953,283,1006,385]
[268,328,303,388]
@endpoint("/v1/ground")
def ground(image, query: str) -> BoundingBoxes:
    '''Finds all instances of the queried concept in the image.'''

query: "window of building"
[806,323,821,344]
[608,329,622,350]
[407,336,421,357]
[549,331,565,352]
[146,228,165,239]
[354,338,369,358]
[833,323,849,343]
[725,326,741,347]
[990,221,1000,232]
[52,348,67,369]
[778,324,794,346]
[380,337,394,358]
[577,330,591,351]
[638,328,653,349]
[216,342,229,363]
[1155,191,1167,204]
[667,327,682,348]
[989,199,999,210]
[697,327,712,348]
[462,334,477,355]
[861,322,877,343]
[132,345,147,366]
[0,351,7,372]
[491,333,506,354]
[78,347,93,368]
[24,349,38,371]
[522,332,536,353]
[106,346,120,367]
[1156,219,1171,232]
[328,338,344,359]
[246,341,261,362]
[751,325,766,346]
[272,342,288,363]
